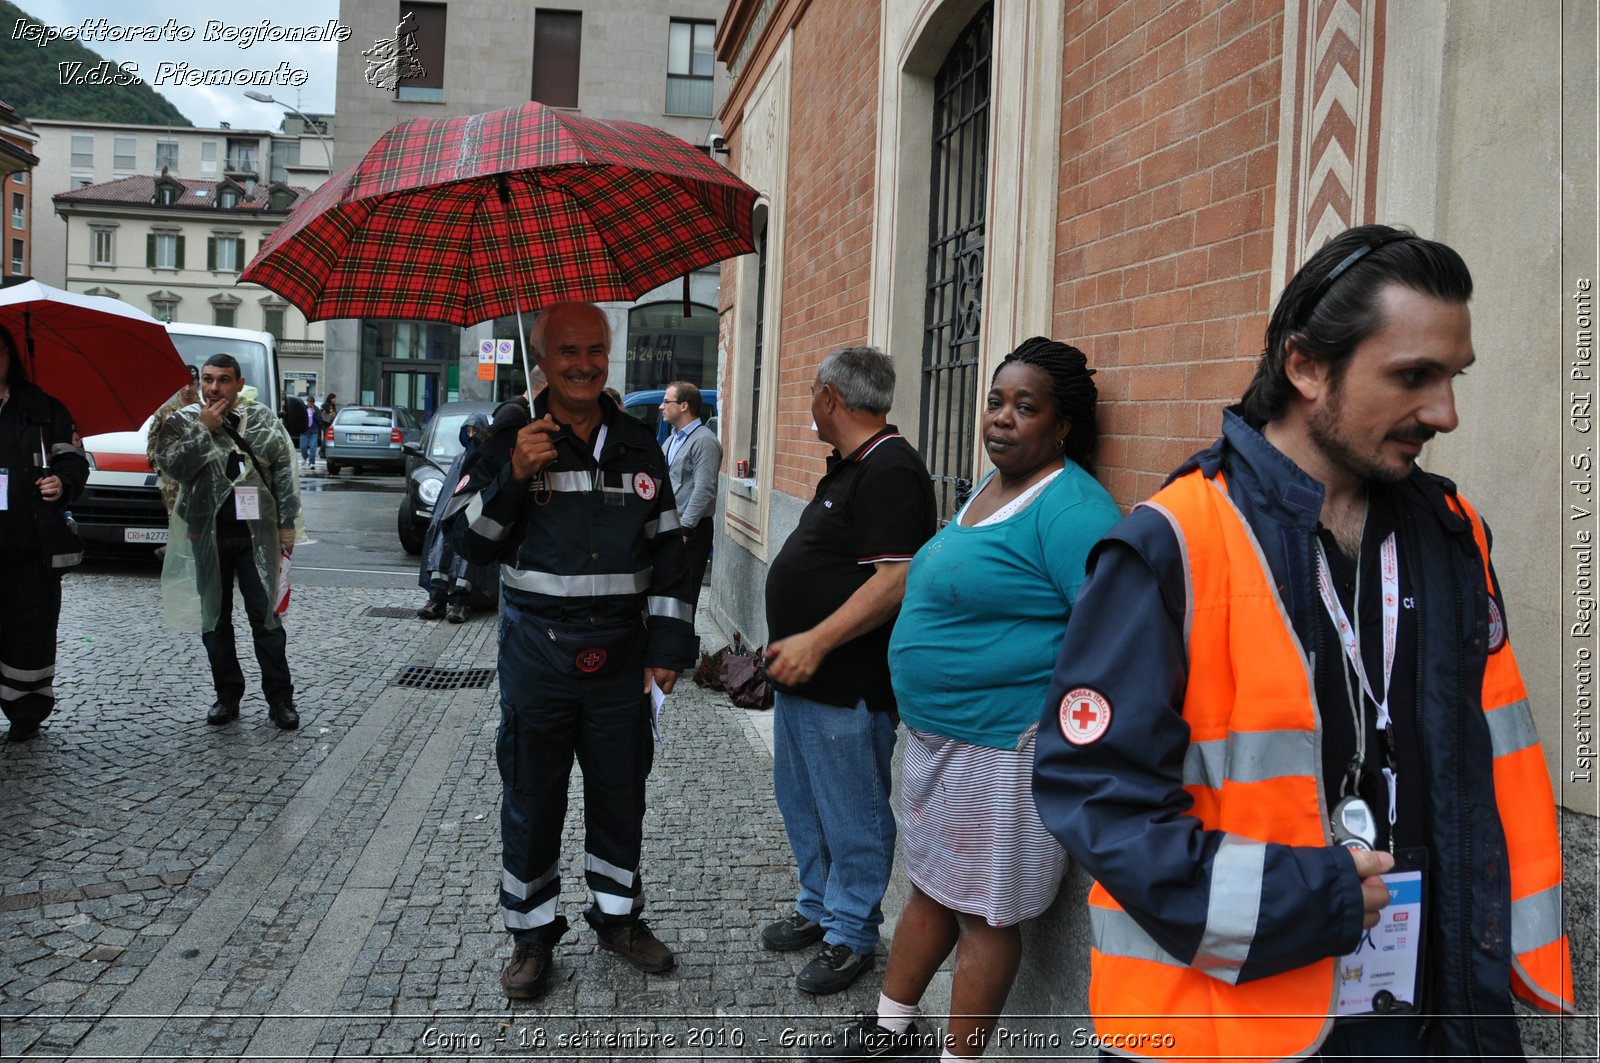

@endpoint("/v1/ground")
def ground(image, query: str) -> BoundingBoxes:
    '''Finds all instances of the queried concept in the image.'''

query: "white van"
[74,322,279,552]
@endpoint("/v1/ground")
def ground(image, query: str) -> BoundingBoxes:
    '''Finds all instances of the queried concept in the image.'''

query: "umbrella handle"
[495,175,536,396]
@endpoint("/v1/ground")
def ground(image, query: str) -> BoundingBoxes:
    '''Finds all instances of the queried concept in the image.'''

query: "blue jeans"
[772,691,897,954]
[299,429,318,465]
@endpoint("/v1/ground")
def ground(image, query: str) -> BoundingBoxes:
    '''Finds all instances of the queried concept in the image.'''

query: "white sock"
[875,992,918,1033]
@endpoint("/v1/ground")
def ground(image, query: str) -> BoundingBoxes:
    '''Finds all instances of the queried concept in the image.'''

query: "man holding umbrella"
[0,327,88,742]
[450,301,700,999]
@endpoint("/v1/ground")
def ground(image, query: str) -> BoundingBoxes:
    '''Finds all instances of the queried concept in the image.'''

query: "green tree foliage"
[0,0,193,127]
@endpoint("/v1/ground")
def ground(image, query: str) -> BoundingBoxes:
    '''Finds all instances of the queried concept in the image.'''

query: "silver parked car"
[324,405,423,475]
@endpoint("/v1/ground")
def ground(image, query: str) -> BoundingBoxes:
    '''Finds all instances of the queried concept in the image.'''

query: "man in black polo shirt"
[761,345,936,995]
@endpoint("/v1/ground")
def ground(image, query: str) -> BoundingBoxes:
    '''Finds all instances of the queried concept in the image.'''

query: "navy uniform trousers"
[496,607,655,945]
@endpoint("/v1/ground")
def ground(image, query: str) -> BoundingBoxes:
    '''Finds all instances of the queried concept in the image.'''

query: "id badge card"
[234,485,262,521]
[1336,846,1427,1017]
[0,467,8,511]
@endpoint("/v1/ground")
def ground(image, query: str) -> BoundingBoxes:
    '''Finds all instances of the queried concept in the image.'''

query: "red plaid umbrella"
[242,101,757,359]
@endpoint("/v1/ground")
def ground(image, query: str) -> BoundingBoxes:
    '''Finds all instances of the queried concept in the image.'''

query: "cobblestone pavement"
[0,570,891,1061]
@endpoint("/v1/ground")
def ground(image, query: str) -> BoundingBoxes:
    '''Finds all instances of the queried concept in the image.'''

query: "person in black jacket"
[0,326,89,742]
[448,302,699,1000]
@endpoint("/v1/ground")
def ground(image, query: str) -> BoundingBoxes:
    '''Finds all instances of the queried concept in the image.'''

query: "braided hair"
[995,336,1099,470]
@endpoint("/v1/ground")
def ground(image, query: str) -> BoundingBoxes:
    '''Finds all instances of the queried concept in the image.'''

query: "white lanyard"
[1315,531,1401,840]
[1315,531,1399,734]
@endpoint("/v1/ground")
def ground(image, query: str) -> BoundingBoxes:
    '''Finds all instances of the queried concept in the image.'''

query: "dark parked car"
[621,388,718,444]
[324,405,423,475]
[397,400,498,555]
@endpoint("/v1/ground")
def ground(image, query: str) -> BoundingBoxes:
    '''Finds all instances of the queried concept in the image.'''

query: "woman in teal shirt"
[799,338,1119,1062]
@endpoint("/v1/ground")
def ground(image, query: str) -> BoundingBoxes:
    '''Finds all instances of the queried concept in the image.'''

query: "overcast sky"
[17,0,341,130]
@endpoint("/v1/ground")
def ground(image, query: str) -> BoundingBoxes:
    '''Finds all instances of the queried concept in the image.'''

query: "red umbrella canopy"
[242,101,760,325]
[0,281,189,437]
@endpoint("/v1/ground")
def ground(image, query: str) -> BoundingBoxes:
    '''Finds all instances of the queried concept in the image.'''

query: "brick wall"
[768,0,881,501]
[1055,0,1283,506]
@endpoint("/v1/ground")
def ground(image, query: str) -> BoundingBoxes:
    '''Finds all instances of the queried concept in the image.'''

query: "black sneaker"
[761,912,825,952]
[801,1015,929,1062]
[268,701,300,731]
[5,719,41,743]
[796,942,874,995]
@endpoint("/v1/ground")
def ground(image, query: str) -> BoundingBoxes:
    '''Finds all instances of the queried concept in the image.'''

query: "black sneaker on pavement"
[500,940,553,1000]
[5,719,41,743]
[417,597,447,620]
[800,1015,930,1062]
[445,601,467,623]
[761,912,825,952]
[796,942,874,995]
[593,918,676,973]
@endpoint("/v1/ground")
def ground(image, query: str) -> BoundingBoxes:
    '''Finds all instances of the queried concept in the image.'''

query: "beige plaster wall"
[1376,0,1598,815]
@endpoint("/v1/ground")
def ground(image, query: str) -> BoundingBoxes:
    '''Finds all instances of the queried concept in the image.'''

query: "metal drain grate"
[395,665,497,690]
[365,606,420,619]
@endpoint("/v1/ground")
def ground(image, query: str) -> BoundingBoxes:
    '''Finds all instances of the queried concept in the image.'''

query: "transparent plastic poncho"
[154,393,304,634]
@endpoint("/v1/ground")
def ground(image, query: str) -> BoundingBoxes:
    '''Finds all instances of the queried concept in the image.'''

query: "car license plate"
[350,433,376,443]
[125,527,168,544]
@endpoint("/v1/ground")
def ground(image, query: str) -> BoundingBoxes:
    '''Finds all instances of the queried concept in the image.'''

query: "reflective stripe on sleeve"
[1192,835,1266,984]
[647,595,694,623]
[465,493,509,540]
[543,471,593,493]
[500,567,652,597]
[1485,698,1540,758]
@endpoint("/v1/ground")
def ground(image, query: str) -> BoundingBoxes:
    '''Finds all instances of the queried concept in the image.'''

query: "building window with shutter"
[9,239,22,275]
[531,10,581,108]
[10,192,22,230]
[150,296,177,322]
[666,19,714,117]
[397,3,447,102]
[263,307,285,339]
[91,227,115,266]
[71,134,93,169]
[214,305,236,328]
[208,234,244,273]
[148,231,183,270]
[156,139,178,171]
[113,136,136,173]
[201,140,218,173]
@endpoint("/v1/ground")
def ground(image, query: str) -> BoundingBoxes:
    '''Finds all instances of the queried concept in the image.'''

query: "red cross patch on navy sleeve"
[1058,687,1112,745]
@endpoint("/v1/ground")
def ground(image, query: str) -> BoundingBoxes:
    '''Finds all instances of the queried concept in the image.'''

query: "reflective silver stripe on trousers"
[465,494,508,540]
[589,889,641,916]
[502,862,560,902]
[500,568,652,596]
[1486,698,1540,757]
[502,897,559,930]
[1512,883,1564,954]
[0,683,53,701]
[650,509,681,535]
[585,852,636,889]
[1192,835,1266,984]
[1184,729,1318,789]
[647,596,694,623]
[1089,905,1187,967]
[0,662,55,682]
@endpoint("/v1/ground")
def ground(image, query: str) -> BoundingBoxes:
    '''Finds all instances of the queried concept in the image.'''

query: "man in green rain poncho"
[154,353,304,730]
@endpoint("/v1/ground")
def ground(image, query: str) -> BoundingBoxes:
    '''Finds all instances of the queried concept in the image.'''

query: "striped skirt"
[900,726,1067,927]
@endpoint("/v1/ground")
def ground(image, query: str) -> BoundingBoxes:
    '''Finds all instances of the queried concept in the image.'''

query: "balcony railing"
[277,338,324,357]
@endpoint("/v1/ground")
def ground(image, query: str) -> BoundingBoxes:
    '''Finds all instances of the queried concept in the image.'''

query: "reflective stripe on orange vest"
[1446,493,1574,1015]
[1083,471,1572,1063]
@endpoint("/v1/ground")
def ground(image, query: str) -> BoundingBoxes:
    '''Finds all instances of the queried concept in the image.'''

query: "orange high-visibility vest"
[1083,470,1572,1062]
